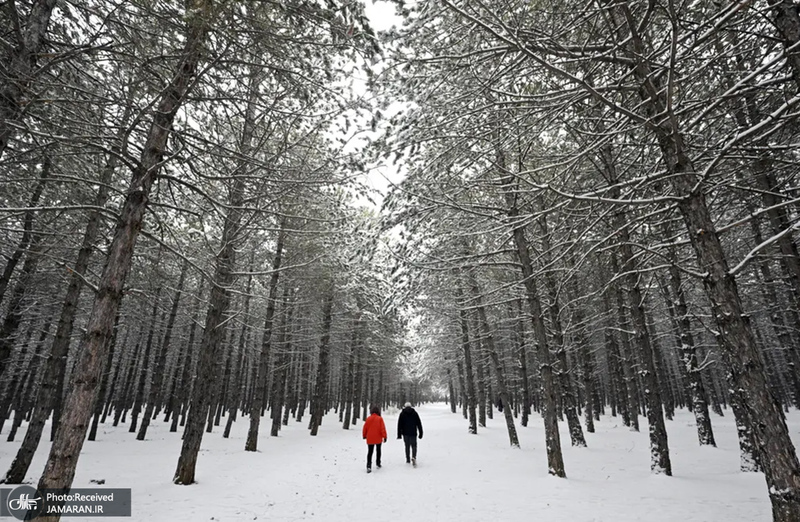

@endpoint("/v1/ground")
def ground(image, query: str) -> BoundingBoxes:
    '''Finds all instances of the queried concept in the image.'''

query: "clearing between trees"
[0,403,785,521]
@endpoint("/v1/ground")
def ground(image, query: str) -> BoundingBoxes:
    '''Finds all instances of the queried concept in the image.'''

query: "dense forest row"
[2,0,800,521]
[372,1,800,520]
[0,2,430,518]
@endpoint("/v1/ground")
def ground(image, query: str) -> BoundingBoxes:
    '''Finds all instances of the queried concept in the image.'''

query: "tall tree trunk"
[709,34,800,409]
[309,289,334,436]
[34,2,213,504]
[172,278,204,432]
[602,290,628,426]
[130,285,163,434]
[748,212,800,408]
[474,325,487,428]
[50,93,136,437]
[648,317,675,421]
[138,260,187,440]
[514,299,531,428]
[113,336,141,428]
[455,286,478,434]
[174,167,247,483]
[610,253,641,432]
[271,289,293,437]
[613,2,800,513]
[499,166,565,477]
[244,220,287,451]
[174,201,242,482]
[539,212,586,447]
[609,219,671,474]
[579,338,596,434]
[223,256,254,439]
[470,276,519,447]
[350,343,363,426]
[658,245,716,447]
[342,315,358,430]
[456,359,468,420]
[296,348,311,424]
[209,333,232,431]
[87,313,121,442]
[569,290,596,434]
[485,367,493,421]
[747,186,800,405]
[283,349,298,426]
[721,44,800,401]
[447,368,457,414]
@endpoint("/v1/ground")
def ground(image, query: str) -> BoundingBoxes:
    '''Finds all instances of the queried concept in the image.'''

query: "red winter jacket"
[362,413,387,445]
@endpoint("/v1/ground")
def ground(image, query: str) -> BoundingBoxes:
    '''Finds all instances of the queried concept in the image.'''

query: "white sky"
[364,0,403,32]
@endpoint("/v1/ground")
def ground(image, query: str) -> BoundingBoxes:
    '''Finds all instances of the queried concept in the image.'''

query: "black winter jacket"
[397,407,423,438]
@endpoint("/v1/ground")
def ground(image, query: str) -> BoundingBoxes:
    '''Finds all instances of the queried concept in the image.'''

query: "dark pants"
[367,443,382,468]
[403,435,418,462]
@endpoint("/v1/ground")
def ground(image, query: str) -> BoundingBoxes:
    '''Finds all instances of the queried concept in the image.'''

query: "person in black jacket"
[397,402,423,466]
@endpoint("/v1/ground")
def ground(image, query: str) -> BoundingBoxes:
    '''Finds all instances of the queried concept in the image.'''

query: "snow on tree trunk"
[539,212,586,447]
[500,172,565,477]
[614,0,800,509]
[660,247,716,447]
[612,219,671,474]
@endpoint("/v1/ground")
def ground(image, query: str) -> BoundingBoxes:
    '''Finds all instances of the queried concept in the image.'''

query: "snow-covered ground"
[1,403,790,521]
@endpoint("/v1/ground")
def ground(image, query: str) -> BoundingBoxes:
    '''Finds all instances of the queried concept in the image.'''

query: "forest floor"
[0,402,791,521]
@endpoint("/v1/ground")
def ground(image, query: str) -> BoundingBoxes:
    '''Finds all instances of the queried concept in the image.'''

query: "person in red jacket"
[362,404,387,473]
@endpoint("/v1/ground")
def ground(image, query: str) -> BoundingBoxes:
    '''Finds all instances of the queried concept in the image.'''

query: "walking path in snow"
[1,403,789,521]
